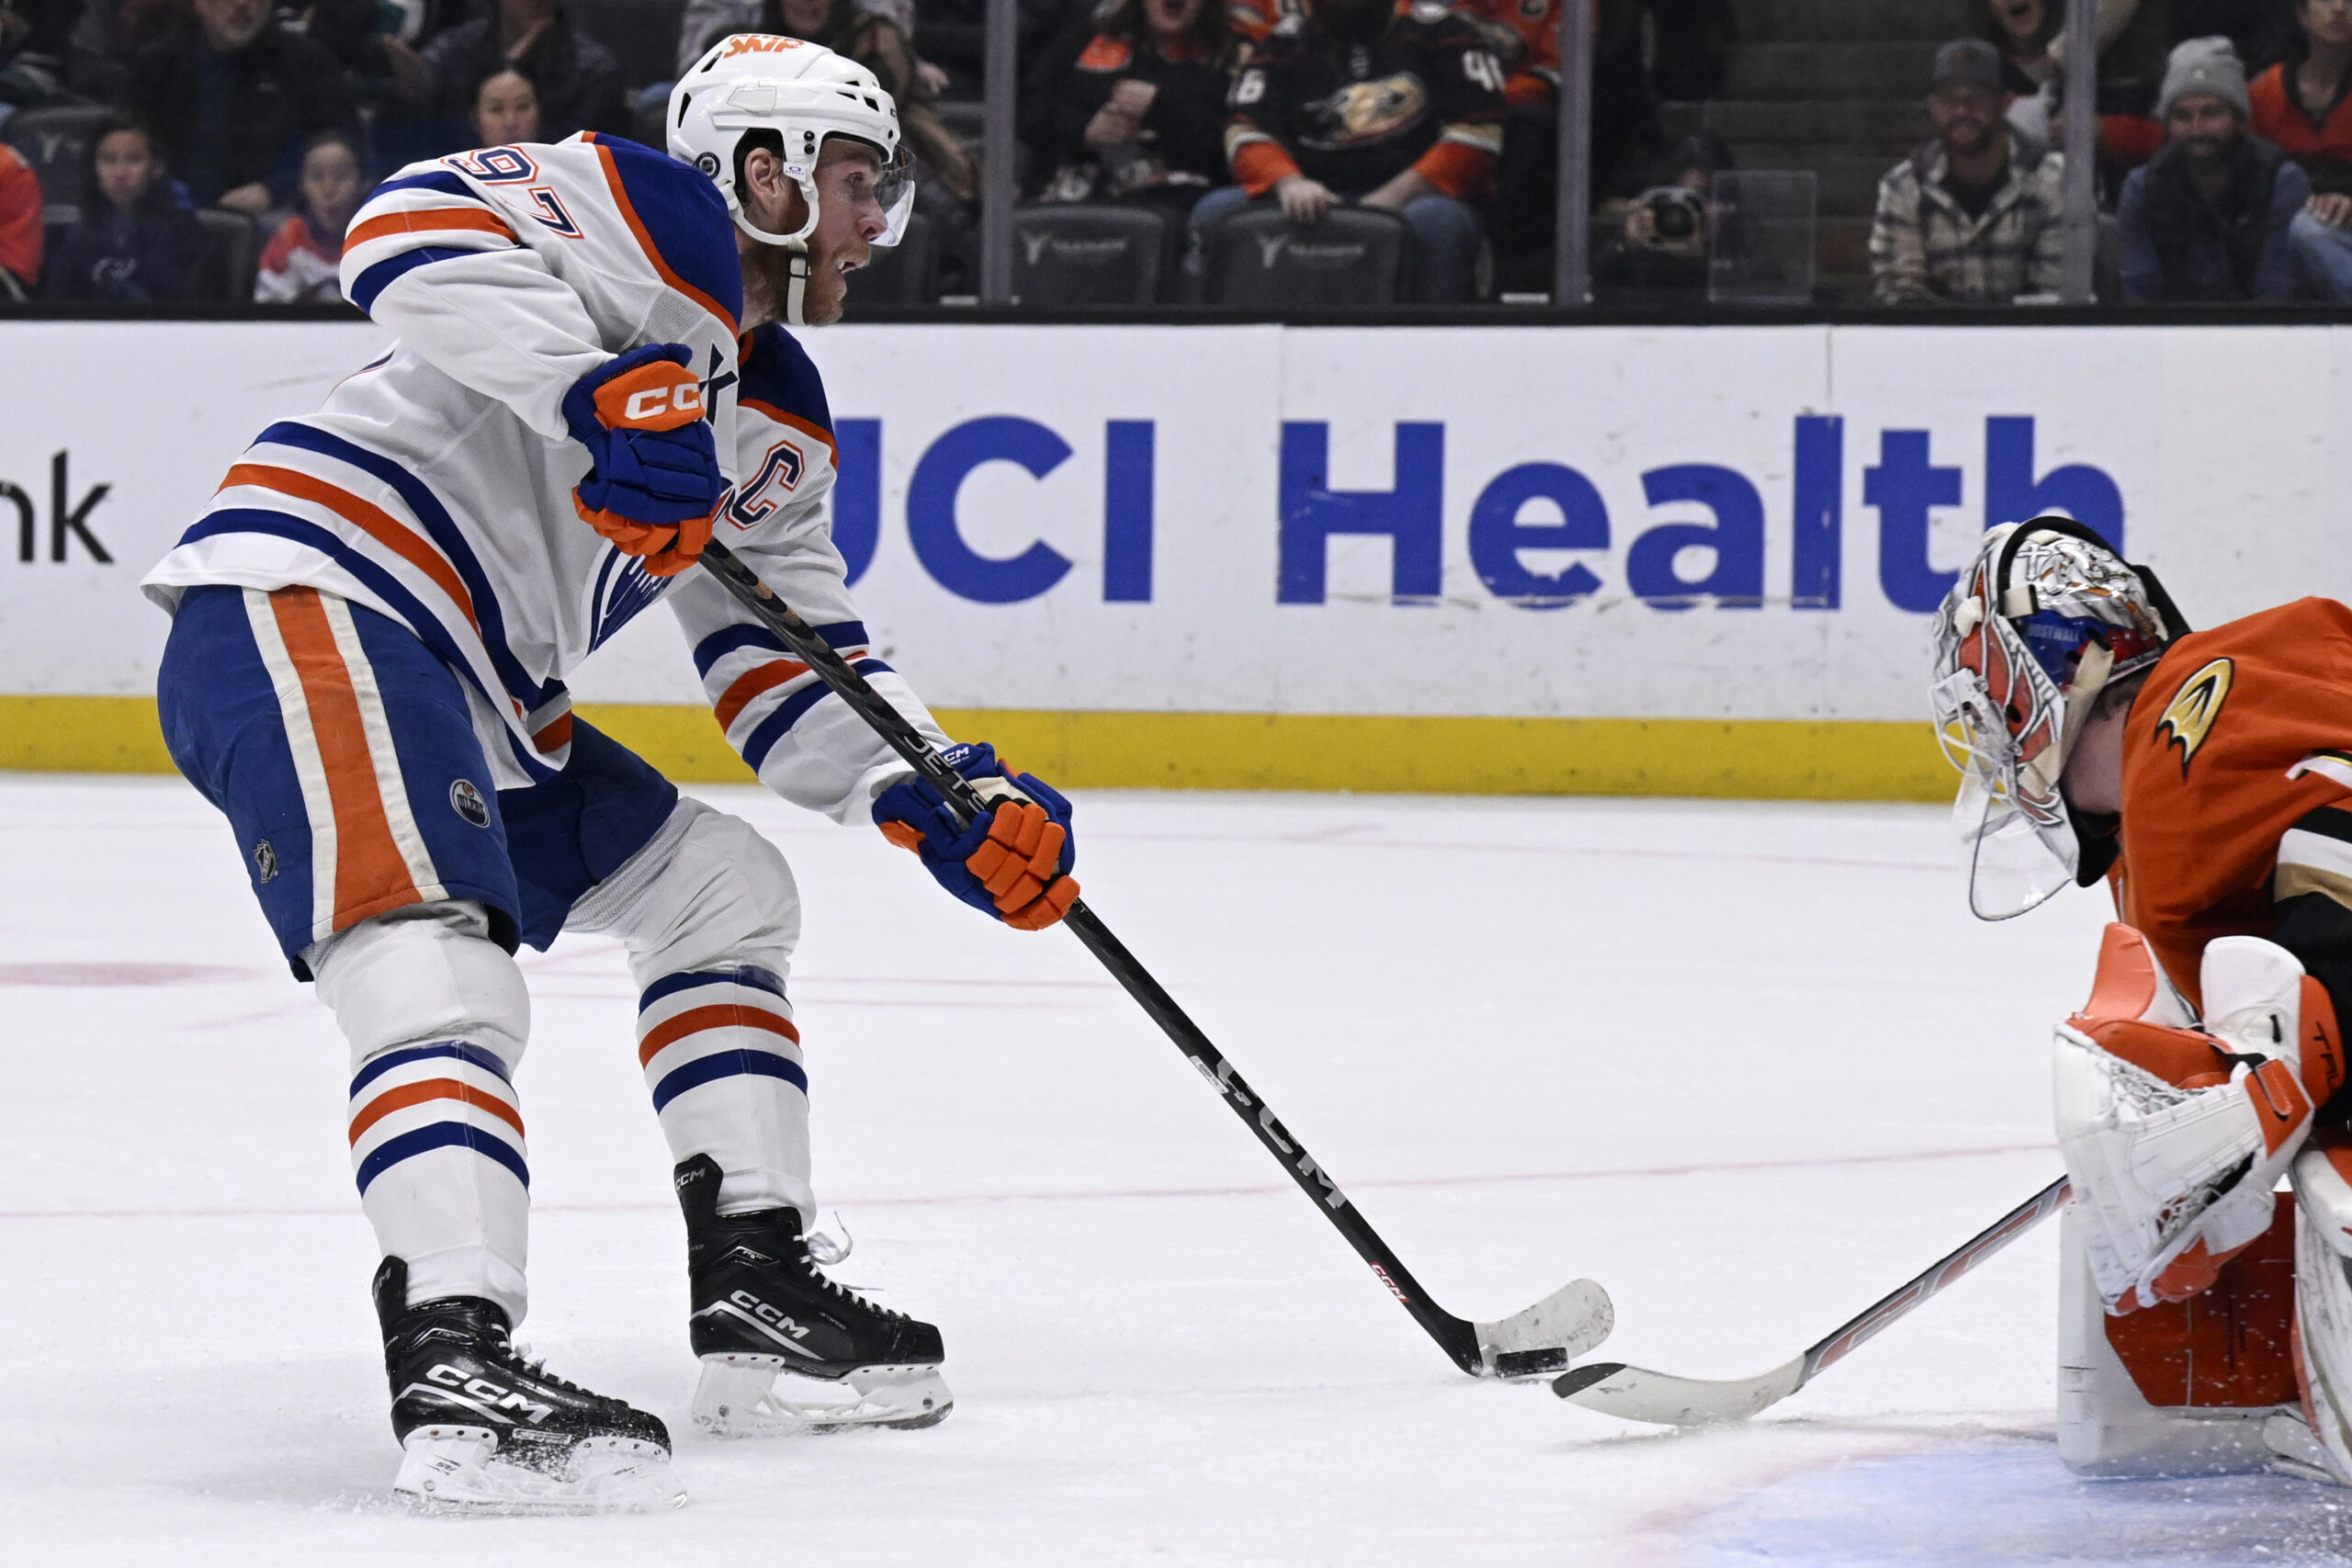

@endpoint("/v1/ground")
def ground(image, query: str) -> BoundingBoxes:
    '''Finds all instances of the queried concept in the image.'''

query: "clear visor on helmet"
[870,144,916,246]
[1932,667,2079,920]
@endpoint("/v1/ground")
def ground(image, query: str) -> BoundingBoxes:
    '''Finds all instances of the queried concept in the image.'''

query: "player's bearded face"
[740,143,888,328]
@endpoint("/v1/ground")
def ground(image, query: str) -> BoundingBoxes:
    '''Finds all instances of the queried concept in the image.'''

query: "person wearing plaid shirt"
[1871,38,2066,305]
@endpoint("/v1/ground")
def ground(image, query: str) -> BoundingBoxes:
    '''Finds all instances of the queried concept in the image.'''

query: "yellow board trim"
[0,694,1951,801]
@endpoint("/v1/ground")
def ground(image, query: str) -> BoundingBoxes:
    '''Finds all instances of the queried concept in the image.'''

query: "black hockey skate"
[373,1258,684,1513]
[676,1153,952,1434]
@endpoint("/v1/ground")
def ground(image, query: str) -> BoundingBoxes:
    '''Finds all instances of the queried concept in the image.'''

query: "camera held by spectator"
[1630,185,1708,257]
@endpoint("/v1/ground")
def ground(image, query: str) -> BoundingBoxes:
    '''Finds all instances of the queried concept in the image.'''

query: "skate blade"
[393,1427,687,1515]
[694,1356,953,1436]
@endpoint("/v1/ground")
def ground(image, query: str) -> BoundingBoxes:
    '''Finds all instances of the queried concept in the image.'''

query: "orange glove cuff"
[593,358,707,432]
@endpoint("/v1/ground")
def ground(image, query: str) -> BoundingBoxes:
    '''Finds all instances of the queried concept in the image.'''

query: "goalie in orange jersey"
[1933,518,2352,1483]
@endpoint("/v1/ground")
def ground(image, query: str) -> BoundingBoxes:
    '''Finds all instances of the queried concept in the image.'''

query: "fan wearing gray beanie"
[2117,36,2308,299]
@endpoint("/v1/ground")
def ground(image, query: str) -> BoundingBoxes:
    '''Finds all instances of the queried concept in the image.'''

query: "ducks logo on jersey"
[2155,658,2234,775]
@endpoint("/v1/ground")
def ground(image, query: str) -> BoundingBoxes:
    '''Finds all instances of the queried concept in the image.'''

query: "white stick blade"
[1552,1356,1805,1425]
[1474,1279,1614,1376]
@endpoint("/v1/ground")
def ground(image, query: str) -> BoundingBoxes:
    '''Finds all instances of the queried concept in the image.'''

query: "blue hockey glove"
[562,344,723,575]
[874,743,1080,931]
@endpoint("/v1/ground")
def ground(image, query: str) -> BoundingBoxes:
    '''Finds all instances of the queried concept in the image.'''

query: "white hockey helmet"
[668,33,915,261]
[1929,518,2186,920]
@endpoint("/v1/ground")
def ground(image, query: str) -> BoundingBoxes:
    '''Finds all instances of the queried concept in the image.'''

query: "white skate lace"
[806,1212,853,1267]
[799,1224,907,1321]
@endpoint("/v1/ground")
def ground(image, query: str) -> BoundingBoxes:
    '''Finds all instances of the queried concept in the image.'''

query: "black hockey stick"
[1554,1175,2070,1423]
[695,539,1611,1379]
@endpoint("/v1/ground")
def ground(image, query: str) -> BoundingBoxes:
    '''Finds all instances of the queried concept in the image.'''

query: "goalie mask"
[1929,518,2186,920]
[667,34,915,325]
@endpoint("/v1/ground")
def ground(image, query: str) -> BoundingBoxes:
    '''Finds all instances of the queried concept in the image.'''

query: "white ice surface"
[3,776,2345,1565]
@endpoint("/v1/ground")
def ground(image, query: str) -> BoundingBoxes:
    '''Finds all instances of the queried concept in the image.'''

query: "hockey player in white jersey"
[141,37,1081,1513]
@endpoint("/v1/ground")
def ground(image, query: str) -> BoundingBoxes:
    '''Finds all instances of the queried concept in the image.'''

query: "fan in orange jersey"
[1932,516,2352,1484]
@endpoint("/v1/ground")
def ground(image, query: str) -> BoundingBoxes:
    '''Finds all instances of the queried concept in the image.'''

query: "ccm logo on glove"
[874,743,1080,931]
[563,344,724,577]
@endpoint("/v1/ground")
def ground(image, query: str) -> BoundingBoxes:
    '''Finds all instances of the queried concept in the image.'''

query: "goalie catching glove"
[874,744,1080,931]
[2055,922,2345,1314]
[561,344,723,576]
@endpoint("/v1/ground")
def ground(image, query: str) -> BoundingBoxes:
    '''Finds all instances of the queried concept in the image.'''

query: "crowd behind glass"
[0,0,2344,307]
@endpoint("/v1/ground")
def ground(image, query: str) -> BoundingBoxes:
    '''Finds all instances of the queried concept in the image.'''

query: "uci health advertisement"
[0,319,2344,787]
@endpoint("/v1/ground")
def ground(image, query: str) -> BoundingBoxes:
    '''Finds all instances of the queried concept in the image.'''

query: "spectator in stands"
[1870,39,2065,305]
[67,0,195,101]
[470,63,543,146]
[1989,1,2168,174]
[2249,0,2352,300]
[44,115,209,299]
[125,0,355,214]
[1593,134,1728,298]
[0,138,39,298]
[417,0,622,143]
[1,0,75,107]
[2118,37,2304,300]
[1984,0,2059,141]
[254,129,363,303]
[679,0,975,205]
[1203,0,1507,302]
[1023,0,1235,219]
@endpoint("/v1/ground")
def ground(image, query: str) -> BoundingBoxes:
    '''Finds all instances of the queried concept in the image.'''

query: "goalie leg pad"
[2290,1133,2352,1485]
[2057,1201,2292,1477]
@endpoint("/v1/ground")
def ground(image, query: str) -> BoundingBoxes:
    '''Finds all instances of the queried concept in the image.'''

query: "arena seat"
[1012,205,1166,307]
[197,209,259,302]
[1204,207,1408,307]
[3,103,113,227]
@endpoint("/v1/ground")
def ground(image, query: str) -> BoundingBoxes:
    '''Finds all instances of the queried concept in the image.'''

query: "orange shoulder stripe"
[343,206,515,255]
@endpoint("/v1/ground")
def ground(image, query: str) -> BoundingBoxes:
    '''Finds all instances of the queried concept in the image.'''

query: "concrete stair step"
[1727,0,1977,43]
[1683,98,1928,148]
[1724,41,1943,100]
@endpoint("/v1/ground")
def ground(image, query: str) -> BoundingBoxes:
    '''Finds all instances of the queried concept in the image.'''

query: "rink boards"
[0,319,2344,796]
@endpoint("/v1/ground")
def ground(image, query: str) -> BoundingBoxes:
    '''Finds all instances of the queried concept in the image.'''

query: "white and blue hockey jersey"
[141,132,943,817]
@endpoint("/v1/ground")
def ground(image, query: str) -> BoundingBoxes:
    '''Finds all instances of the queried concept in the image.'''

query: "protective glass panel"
[1707,171,1817,306]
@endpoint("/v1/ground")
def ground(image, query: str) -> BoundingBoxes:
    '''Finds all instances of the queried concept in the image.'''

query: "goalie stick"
[1554,1175,2070,1424]
[695,540,1611,1380]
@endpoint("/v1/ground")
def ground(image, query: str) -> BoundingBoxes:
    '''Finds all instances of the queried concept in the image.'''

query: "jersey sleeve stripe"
[220,463,480,632]
[690,618,868,679]
[343,206,516,254]
[739,657,896,773]
[714,658,811,730]
[347,244,496,314]
[589,136,740,336]
[742,399,839,460]
[2278,811,2352,908]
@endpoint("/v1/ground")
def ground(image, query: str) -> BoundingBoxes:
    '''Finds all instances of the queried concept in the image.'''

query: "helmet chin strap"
[733,176,820,327]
